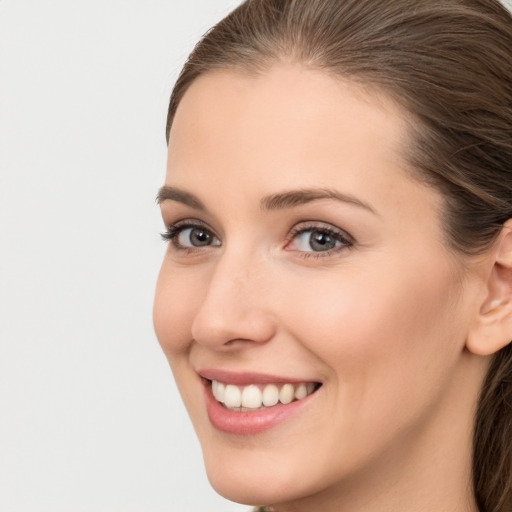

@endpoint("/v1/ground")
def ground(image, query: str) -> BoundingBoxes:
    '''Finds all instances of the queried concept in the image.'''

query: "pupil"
[191,228,211,246]
[310,231,335,251]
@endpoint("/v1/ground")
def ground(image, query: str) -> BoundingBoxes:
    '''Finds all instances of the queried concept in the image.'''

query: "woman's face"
[154,66,484,508]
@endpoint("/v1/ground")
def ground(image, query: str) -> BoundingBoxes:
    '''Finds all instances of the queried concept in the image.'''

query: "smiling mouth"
[210,380,321,411]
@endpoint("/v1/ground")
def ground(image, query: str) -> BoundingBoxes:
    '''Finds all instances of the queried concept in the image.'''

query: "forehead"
[168,65,410,175]
[167,66,418,206]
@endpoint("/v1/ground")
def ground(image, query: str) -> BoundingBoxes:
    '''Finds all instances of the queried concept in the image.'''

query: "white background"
[0,1,246,511]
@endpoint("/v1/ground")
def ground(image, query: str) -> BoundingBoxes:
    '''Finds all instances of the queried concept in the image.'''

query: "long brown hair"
[166,1,512,510]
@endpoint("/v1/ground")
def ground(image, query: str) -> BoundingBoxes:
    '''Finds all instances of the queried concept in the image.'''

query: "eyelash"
[286,223,354,258]
[160,220,217,251]
[161,220,354,258]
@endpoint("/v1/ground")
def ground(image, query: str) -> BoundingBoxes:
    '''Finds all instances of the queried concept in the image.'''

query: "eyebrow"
[157,185,377,215]
[261,188,378,215]
[156,186,205,210]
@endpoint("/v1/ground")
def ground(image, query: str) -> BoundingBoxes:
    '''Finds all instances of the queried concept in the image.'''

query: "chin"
[202,444,326,508]
[206,466,297,507]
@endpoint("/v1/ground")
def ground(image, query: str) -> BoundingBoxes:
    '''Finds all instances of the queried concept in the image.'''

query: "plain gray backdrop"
[0,1,246,511]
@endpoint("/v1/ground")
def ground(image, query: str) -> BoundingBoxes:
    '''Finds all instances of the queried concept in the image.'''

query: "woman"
[153,1,512,511]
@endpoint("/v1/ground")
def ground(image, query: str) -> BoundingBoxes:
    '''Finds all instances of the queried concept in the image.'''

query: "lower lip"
[203,381,316,435]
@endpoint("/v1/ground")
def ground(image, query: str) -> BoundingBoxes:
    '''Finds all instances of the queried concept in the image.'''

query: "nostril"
[191,309,277,349]
[223,337,261,346]
[189,263,277,349]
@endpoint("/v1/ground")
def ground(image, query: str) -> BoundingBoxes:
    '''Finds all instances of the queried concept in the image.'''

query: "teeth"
[241,385,262,408]
[295,383,307,400]
[224,384,241,408]
[211,380,318,410]
[279,383,294,404]
[262,384,279,406]
[212,380,225,401]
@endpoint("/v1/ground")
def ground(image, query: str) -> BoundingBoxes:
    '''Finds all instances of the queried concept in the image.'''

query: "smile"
[200,370,322,434]
[211,380,318,411]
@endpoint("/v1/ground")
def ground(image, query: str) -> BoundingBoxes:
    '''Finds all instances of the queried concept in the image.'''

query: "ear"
[466,219,512,356]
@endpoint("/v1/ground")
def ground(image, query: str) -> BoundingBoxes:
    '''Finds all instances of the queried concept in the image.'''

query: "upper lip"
[199,368,320,386]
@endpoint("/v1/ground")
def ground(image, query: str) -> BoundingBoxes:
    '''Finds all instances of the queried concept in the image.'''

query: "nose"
[190,251,277,350]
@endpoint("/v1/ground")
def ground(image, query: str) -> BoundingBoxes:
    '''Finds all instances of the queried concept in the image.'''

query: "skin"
[154,65,492,512]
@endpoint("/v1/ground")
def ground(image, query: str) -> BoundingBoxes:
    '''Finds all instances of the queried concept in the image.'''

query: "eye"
[161,222,221,249]
[177,227,220,247]
[286,224,353,254]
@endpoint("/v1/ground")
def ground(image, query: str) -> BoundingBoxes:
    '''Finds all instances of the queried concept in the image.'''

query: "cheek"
[153,259,203,359]
[281,262,467,413]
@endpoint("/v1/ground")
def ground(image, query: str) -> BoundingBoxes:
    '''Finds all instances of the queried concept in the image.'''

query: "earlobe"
[466,219,512,356]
